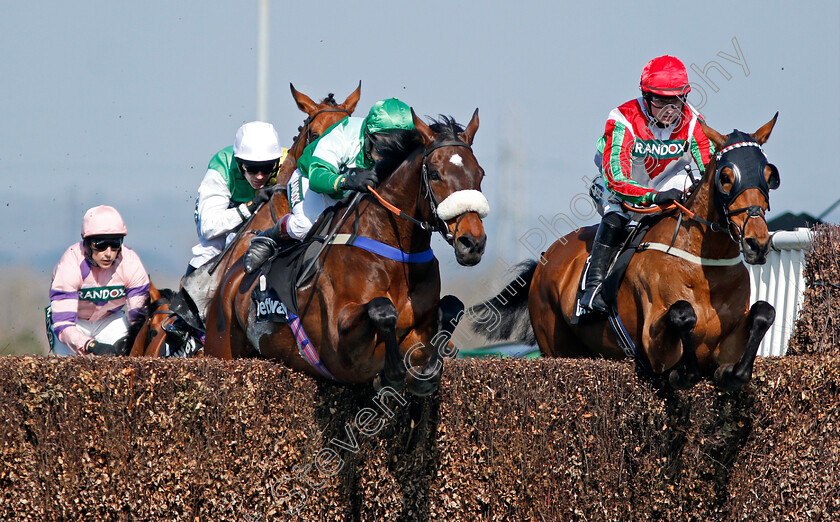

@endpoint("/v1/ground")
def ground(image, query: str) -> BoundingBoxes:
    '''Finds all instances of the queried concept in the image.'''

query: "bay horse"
[202,109,488,396]
[130,83,361,357]
[472,114,779,391]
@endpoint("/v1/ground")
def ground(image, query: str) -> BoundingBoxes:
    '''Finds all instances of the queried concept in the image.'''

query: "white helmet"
[233,121,283,162]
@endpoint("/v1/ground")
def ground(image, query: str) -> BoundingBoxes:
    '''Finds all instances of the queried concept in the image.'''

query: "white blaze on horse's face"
[449,153,464,167]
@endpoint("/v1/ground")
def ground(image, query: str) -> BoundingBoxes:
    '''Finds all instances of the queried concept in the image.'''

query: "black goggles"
[89,237,123,251]
[239,159,279,175]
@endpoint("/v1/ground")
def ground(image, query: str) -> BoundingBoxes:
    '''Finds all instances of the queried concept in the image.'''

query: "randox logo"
[631,139,686,159]
[78,285,126,301]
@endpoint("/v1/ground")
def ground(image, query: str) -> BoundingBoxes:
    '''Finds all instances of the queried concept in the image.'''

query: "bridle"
[712,134,777,244]
[368,138,477,244]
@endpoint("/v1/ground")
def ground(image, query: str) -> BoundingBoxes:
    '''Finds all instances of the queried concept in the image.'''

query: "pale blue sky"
[1,1,837,290]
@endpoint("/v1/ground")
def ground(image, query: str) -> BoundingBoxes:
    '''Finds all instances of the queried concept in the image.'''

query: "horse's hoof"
[713,364,750,392]
[668,368,699,390]
[373,373,405,394]
[407,378,440,397]
[404,365,442,397]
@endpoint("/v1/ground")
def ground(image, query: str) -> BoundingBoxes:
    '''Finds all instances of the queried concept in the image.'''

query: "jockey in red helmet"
[639,55,692,128]
[580,55,715,314]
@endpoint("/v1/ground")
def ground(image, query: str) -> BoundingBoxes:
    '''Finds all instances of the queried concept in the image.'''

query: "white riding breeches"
[286,169,342,240]
[50,310,130,356]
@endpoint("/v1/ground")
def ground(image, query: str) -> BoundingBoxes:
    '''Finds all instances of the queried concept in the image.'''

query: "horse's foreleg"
[367,297,404,391]
[666,300,701,390]
[714,300,775,391]
[407,295,464,397]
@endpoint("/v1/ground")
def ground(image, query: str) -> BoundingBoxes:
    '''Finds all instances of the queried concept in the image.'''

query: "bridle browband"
[421,140,475,242]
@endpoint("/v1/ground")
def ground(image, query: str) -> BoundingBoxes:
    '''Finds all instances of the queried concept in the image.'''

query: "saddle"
[571,217,654,325]
[249,205,348,381]
[251,201,343,323]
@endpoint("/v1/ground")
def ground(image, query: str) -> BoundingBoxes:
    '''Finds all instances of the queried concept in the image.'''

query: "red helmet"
[81,205,127,238]
[640,55,691,96]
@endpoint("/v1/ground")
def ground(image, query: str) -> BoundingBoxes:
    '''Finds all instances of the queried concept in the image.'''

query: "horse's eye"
[430,170,441,181]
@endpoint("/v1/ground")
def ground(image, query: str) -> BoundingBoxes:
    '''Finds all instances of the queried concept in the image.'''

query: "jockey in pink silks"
[48,205,150,356]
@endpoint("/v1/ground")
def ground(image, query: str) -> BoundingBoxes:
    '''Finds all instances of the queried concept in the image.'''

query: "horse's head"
[270,83,362,191]
[413,109,489,266]
[702,114,780,265]
[287,82,362,158]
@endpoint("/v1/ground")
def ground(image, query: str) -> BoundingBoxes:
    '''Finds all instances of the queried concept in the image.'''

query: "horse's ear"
[412,108,436,147]
[701,120,727,151]
[341,81,362,113]
[752,112,779,146]
[290,83,317,115]
[459,108,480,146]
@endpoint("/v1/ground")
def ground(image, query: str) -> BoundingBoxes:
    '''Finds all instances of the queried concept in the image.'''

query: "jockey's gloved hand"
[652,188,684,206]
[246,185,278,213]
[340,169,379,192]
[87,340,121,356]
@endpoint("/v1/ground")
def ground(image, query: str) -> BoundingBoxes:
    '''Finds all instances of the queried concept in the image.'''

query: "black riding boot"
[579,214,628,313]
[244,214,293,275]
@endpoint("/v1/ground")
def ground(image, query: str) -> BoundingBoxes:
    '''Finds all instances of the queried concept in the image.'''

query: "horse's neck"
[668,169,741,259]
[356,150,432,251]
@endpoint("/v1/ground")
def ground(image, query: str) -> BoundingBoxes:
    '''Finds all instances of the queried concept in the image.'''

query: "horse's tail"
[466,260,537,346]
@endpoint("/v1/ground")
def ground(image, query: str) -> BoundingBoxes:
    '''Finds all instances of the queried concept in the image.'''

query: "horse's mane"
[372,115,464,178]
[428,115,465,142]
[373,128,423,178]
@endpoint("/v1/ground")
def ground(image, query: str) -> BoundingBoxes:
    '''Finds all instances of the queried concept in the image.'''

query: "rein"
[622,134,772,245]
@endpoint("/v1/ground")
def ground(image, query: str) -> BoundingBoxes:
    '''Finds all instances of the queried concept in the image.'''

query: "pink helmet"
[81,205,128,238]
[640,55,691,96]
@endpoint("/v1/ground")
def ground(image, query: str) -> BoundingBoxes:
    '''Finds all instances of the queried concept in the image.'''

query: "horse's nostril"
[457,236,476,250]
[744,237,761,252]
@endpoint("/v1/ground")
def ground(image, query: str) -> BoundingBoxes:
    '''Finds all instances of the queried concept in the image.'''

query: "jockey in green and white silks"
[580,55,716,314]
[187,121,288,274]
[243,98,415,274]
